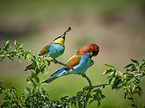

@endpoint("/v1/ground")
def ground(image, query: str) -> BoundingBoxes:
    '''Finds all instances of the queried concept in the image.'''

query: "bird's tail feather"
[41,69,68,84]
[41,75,58,83]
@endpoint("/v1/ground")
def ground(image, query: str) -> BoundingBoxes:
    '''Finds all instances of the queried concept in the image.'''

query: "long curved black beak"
[61,27,71,40]
[54,27,71,41]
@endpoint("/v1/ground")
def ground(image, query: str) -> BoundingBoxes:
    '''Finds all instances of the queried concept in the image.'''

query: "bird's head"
[53,27,71,46]
[76,44,99,58]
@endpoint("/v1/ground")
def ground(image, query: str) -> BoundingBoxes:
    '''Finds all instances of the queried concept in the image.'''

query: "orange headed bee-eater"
[41,44,99,83]
[24,27,71,71]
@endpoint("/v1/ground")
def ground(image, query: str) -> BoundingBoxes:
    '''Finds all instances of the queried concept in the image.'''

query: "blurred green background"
[0,0,145,107]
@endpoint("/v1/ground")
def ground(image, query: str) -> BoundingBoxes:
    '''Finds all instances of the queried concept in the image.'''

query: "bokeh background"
[0,0,145,107]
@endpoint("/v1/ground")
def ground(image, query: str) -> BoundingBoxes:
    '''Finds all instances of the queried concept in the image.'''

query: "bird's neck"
[53,38,65,46]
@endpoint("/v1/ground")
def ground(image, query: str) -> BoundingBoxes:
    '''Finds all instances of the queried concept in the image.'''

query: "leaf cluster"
[103,59,145,107]
[0,40,145,107]
[0,41,106,107]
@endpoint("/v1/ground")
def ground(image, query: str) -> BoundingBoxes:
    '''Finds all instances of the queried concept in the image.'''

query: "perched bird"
[24,27,71,71]
[42,44,99,83]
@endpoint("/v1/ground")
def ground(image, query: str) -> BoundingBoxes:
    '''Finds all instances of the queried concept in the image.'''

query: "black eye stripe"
[92,51,98,56]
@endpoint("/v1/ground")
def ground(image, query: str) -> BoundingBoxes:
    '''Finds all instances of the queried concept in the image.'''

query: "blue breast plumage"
[47,43,65,59]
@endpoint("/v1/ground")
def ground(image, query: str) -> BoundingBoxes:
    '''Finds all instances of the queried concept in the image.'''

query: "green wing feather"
[38,42,52,56]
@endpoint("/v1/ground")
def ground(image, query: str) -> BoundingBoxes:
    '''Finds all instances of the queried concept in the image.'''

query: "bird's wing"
[65,54,82,68]
[50,54,81,76]
[38,42,53,56]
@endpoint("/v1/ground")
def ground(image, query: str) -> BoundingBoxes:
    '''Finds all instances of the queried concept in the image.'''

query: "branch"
[52,59,74,69]
[37,56,74,69]
[82,74,92,86]
[93,83,109,88]
[81,74,92,108]
[81,74,109,108]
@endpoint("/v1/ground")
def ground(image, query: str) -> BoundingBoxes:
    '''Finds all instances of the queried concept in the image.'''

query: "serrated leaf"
[89,99,95,104]
[110,77,116,89]
[130,68,138,72]
[14,40,17,46]
[8,56,14,61]
[124,63,135,69]
[26,54,32,60]
[4,40,10,48]
[78,102,83,108]
[36,68,40,75]
[40,65,46,73]
[116,85,124,90]
[103,69,114,75]
[130,58,139,66]
[108,77,113,85]
[18,56,22,63]
[104,64,114,68]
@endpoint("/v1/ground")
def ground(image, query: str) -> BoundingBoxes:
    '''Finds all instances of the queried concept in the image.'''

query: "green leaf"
[110,77,115,89]
[78,102,83,108]
[124,63,135,69]
[8,56,14,61]
[40,65,46,73]
[36,68,40,75]
[104,64,114,68]
[103,69,114,75]
[26,76,37,88]
[130,58,139,66]
[18,56,22,63]
[26,54,32,60]
[4,40,10,48]
[31,71,40,83]
[41,72,49,79]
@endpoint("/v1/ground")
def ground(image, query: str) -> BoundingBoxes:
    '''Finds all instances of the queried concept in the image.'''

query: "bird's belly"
[49,44,65,58]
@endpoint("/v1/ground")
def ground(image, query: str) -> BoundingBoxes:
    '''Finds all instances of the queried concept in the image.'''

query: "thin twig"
[0,55,4,57]
[38,56,74,69]
[52,59,74,69]
[128,90,137,107]
[82,74,92,86]
[81,74,109,108]
[134,74,142,77]
[93,83,109,88]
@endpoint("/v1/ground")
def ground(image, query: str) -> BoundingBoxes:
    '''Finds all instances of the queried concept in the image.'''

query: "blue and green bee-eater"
[42,44,99,83]
[25,27,71,71]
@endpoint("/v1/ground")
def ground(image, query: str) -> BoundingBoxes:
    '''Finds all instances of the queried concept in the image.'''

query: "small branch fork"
[81,74,108,108]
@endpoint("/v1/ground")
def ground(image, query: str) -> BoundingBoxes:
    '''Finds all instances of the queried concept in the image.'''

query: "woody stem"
[81,74,92,108]
[52,59,74,69]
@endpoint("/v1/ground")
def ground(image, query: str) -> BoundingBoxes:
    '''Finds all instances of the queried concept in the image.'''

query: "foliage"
[103,59,145,107]
[0,40,145,107]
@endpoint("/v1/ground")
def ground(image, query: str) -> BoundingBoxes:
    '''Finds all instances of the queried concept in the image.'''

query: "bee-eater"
[24,27,71,71]
[42,44,99,83]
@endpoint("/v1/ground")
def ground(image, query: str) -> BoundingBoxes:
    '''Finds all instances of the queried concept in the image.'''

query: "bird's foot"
[53,59,58,64]
[82,74,86,77]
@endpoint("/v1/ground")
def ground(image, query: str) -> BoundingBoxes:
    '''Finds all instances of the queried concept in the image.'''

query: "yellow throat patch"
[53,38,65,46]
